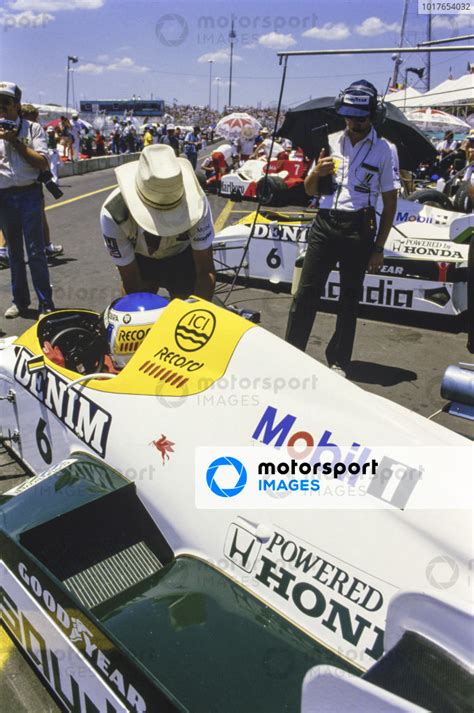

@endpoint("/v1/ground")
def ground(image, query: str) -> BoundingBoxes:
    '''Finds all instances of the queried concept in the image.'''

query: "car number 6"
[266,247,282,269]
[36,418,53,464]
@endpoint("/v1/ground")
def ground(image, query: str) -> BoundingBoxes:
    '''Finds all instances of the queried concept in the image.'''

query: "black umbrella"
[278,96,437,171]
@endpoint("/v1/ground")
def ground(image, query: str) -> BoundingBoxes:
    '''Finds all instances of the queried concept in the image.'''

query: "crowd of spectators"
[40,103,281,161]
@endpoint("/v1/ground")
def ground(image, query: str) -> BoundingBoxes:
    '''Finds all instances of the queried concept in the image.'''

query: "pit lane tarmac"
[0,162,472,711]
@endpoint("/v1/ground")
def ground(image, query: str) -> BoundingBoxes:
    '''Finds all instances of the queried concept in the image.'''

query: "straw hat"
[241,125,256,139]
[115,144,206,237]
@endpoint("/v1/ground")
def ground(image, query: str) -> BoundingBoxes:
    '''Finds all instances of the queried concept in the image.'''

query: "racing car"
[0,297,472,711]
[214,149,310,205]
[213,196,473,317]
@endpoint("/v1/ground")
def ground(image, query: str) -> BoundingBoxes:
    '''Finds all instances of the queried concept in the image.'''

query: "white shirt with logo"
[100,187,215,266]
[0,118,48,188]
[316,128,401,211]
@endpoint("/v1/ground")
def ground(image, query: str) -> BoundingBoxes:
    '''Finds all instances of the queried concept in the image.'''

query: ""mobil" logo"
[251,406,422,510]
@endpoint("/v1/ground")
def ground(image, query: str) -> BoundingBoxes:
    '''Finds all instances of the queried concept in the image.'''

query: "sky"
[0,0,472,110]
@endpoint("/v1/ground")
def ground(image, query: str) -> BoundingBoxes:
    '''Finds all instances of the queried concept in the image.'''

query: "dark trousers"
[185,151,198,170]
[285,210,374,367]
[0,184,54,310]
[135,246,196,299]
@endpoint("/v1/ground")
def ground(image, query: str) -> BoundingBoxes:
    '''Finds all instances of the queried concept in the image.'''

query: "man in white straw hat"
[100,144,216,300]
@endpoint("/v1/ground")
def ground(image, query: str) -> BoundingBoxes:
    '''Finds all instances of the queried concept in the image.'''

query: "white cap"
[0,81,21,101]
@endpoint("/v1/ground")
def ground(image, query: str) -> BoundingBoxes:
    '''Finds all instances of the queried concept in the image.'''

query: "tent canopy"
[387,86,423,109]
[387,74,473,109]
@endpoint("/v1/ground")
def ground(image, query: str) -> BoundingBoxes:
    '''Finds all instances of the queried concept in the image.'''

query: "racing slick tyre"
[256,176,288,206]
[453,181,473,214]
[407,188,454,211]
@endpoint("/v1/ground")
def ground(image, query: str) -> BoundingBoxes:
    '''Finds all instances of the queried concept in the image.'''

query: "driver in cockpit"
[41,293,169,375]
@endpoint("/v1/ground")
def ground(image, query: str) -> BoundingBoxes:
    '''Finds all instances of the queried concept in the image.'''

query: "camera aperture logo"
[156,14,188,47]
[426,556,459,590]
[206,456,247,498]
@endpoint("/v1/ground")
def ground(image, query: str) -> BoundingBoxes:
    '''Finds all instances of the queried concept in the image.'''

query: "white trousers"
[48,149,59,181]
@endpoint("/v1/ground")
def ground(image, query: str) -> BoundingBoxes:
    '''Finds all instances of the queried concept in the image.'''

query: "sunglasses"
[0,99,13,110]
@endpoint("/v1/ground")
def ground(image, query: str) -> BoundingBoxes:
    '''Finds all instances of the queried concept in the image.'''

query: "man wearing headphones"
[285,80,400,378]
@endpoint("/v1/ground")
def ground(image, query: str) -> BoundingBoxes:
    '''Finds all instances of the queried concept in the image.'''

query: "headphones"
[335,80,386,128]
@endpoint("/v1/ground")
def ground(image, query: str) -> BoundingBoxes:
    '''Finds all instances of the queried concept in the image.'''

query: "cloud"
[243,42,257,49]
[355,17,400,36]
[303,23,350,41]
[76,57,149,75]
[212,78,235,88]
[8,0,104,10]
[432,14,473,30]
[258,32,296,49]
[0,9,54,27]
[197,49,242,64]
[96,53,110,62]
[74,62,105,75]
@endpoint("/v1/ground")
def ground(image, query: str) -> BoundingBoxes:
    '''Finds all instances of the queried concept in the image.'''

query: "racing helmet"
[103,293,169,369]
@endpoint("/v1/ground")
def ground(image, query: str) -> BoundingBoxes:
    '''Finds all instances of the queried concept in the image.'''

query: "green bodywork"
[0,456,359,712]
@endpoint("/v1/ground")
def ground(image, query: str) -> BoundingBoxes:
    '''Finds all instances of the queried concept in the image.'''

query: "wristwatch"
[372,245,384,254]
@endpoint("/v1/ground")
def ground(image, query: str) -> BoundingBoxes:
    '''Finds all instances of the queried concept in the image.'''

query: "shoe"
[5,304,22,319]
[38,305,55,318]
[0,254,9,268]
[330,363,347,379]
[45,243,64,257]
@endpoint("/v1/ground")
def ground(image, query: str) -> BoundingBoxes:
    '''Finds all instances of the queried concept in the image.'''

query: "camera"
[37,170,63,200]
[0,118,17,132]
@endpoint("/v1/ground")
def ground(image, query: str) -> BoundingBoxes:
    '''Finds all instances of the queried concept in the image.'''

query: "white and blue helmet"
[103,292,169,368]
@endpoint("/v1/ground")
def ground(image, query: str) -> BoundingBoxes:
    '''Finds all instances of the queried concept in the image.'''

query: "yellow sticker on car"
[89,298,255,396]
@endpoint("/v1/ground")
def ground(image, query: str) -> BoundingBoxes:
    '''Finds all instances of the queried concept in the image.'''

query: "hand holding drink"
[314,148,335,177]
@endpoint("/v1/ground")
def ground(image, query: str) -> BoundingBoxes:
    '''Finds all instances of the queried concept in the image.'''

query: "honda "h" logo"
[224,524,262,572]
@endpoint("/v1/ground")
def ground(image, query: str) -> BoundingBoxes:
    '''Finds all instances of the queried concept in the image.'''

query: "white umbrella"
[216,112,261,140]
[404,108,470,133]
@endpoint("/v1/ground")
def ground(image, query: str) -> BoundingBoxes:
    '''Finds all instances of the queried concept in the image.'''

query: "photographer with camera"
[285,80,399,378]
[0,81,54,318]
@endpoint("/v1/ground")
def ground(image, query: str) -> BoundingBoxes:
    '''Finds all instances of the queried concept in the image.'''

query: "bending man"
[100,144,216,300]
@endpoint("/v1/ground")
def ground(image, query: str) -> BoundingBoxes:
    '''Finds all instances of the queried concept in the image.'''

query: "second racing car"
[213,196,473,317]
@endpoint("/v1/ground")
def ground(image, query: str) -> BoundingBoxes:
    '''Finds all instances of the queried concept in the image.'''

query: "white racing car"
[0,298,472,711]
[214,197,473,317]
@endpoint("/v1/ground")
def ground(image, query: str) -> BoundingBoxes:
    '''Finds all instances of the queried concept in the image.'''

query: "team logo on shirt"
[104,236,122,259]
